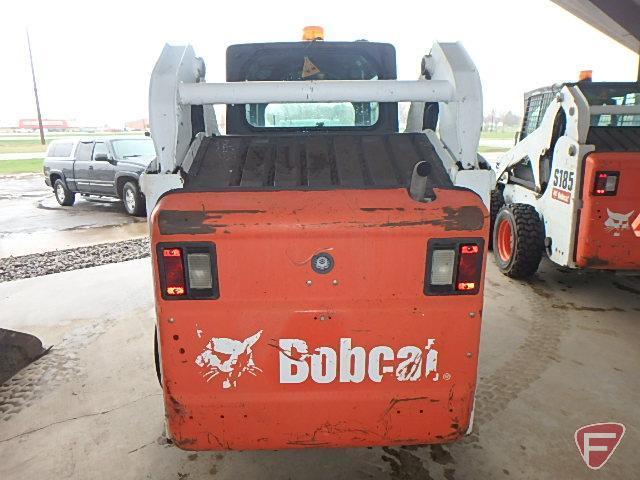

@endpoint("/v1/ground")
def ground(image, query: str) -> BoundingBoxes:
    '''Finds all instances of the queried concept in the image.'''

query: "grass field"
[0,139,49,154]
[0,159,44,174]
[0,132,142,155]
[480,130,518,140]
[478,146,509,153]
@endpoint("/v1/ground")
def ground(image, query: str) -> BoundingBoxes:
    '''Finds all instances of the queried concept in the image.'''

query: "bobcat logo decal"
[604,209,634,237]
[195,330,263,389]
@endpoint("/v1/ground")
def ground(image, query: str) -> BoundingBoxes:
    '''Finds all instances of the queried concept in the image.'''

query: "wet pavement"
[0,258,638,479]
[0,174,147,257]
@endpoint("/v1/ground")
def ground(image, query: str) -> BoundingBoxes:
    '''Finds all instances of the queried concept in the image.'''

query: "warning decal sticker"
[551,187,571,204]
[302,56,320,78]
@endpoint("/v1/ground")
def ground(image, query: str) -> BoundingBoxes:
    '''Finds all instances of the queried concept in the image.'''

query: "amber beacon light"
[303,26,324,41]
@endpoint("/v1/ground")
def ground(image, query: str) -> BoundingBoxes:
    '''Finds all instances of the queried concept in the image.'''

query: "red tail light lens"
[425,239,484,296]
[158,243,220,300]
[456,244,481,293]
[593,171,619,196]
[162,248,186,296]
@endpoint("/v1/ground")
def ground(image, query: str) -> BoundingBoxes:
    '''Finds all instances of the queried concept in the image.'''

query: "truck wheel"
[493,204,544,278]
[122,181,146,216]
[489,187,505,249]
[53,179,75,206]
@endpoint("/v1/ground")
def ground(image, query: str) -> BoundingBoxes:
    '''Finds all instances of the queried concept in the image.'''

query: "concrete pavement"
[0,257,638,479]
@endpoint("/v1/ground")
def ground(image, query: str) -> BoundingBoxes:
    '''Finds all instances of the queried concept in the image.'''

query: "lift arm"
[149,42,483,174]
[144,42,491,209]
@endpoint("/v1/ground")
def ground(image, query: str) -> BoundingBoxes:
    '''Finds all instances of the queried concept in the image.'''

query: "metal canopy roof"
[552,0,640,52]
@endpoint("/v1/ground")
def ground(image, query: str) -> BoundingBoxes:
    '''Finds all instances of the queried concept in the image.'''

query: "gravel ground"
[0,238,150,283]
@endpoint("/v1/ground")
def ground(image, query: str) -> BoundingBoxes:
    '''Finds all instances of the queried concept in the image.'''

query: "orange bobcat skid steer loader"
[489,79,640,278]
[142,35,491,450]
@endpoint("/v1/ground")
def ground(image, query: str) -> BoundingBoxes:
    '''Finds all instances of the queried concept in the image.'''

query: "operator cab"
[225,40,399,134]
[183,40,449,192]
[511,81,640,194]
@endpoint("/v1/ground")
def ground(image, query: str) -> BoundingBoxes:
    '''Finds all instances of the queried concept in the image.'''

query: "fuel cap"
[311,252,334,274]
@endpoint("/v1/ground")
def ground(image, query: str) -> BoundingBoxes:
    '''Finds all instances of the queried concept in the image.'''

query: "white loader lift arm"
[491,85,592,190]
[142,42,492,211]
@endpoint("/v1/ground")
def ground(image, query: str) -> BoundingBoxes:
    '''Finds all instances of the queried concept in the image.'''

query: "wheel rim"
[497,218,514,262]
[125,188,136,212]
[55,184,65,203]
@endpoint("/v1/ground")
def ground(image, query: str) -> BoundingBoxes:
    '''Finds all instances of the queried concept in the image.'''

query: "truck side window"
[53,142,73,157]
[75,142,95,162]
[92,142,108,160]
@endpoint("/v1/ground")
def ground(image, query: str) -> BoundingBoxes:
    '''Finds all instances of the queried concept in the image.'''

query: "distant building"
[18,119,69,131]
[125,118,149,131]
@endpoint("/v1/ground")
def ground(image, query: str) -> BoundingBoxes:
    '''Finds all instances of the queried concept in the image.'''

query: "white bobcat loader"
[489,77,640,278]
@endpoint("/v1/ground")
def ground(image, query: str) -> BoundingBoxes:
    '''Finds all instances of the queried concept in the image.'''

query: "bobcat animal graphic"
[195,330,263,389]
[604,209,634,237]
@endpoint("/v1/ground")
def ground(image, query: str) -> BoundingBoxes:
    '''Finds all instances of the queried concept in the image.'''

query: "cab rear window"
[582,83,640,127]
[243,52,380,129]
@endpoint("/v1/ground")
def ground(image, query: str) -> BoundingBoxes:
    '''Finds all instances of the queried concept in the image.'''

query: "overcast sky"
[0,0,638,127]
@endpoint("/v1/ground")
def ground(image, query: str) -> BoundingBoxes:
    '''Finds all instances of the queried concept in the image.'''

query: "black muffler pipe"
[409,161,431,202]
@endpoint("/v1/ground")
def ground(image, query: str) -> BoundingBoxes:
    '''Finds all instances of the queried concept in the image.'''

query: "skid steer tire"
[493,204,544,278]
[154,328,162,386]
[489,187,505,249]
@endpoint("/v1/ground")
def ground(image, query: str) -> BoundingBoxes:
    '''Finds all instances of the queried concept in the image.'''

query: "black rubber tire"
[493,204,544,278]
[53,178,75,206]
[122,181,146,216]
[489,187,505,249]
[154,328,162,385]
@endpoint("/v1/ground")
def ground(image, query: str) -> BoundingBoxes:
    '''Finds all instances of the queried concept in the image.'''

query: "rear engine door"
[576,151,640,268]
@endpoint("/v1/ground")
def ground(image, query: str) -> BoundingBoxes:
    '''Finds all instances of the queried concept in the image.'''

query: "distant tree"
[502,111,521,128]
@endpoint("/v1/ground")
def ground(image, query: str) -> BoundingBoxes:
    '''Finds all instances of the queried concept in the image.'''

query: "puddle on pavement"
[0,222,148,257]
[1,173,148,257]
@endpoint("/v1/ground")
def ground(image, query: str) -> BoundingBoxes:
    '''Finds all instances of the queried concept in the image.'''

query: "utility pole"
[26,28,45,145]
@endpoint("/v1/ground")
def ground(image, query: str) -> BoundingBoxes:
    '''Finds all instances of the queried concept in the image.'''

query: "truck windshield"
[581,83,640,127]
[244,52,380,128]
[111,139,156,161]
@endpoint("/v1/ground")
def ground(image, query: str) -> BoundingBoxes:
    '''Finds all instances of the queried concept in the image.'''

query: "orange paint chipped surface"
[151,187,488,450]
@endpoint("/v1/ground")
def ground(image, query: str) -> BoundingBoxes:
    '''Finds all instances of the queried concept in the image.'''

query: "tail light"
[425,239,484,295]
[593,171,619,196]
[162,248,186,296]
[158,243,219,300]
[456,244,481,292]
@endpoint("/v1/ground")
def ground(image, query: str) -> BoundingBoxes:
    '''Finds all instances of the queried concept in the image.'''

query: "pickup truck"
[43,136,155,216]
